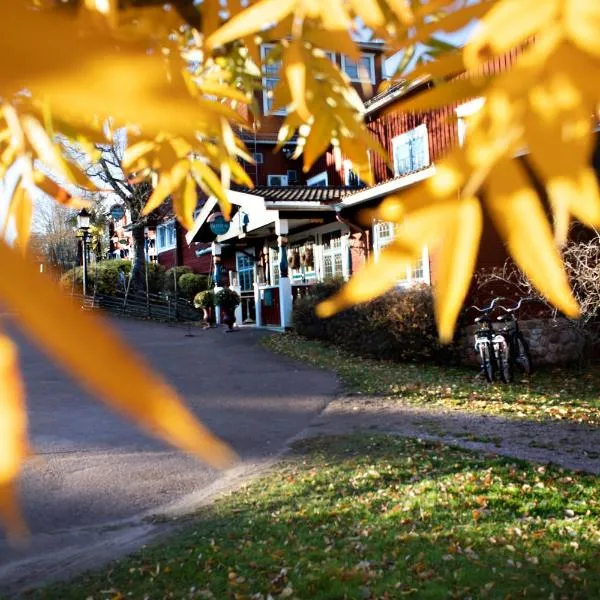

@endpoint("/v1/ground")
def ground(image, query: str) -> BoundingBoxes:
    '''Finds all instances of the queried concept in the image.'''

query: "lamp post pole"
[77,209,92,297]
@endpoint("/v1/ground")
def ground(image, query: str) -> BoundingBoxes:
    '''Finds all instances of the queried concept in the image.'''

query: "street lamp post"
[77,208,92,296]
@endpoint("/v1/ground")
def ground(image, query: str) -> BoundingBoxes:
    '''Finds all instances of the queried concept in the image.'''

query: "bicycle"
[493,298,533,383]
[471,297,505,383]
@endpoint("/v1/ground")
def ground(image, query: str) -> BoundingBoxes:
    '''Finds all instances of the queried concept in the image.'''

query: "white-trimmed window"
[268,174,288,186]
[236,250,255,292]
[321,230,344,280]
[343,160,363,187]
[341,53,376,84]
[392,124,430,176]
[270,247,280,286]
[261,44,286,116]
[307,171,328,187]
[156,221,176,252]
[373,221,430,285]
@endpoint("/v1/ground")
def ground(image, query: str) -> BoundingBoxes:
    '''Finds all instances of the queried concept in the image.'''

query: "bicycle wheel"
[479,343,495,383]
[515,332,533,375]
[497,336,513,384]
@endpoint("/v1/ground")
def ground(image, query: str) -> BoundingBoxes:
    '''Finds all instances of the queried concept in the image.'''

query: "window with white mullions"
[373,221,430,285]
[236,252,255,292]
[341,53,376,84]
[157,221,176,251]
[392,124,430,177]
[321,230,344,280]
[270,247,280,286]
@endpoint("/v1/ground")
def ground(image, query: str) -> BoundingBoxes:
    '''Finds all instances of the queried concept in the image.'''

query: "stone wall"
[458,318,585,366]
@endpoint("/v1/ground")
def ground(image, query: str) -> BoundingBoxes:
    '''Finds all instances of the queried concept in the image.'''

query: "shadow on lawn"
[40,435,600,600]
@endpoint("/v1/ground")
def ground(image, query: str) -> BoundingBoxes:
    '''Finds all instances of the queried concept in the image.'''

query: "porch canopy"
[186,185,349,247]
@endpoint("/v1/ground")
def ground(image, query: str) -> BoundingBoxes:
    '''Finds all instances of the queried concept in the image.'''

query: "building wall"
[243,143,344,187]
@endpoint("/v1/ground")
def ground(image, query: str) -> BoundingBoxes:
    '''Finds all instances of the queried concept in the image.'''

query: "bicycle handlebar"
[469,297,506,313]
[497,298,526,313]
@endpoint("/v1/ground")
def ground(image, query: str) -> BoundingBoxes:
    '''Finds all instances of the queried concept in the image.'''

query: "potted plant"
[215,287,241,331]
[194,290,215,326]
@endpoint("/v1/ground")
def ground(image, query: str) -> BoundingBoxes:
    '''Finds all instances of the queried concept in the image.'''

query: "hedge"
[293,280,459,364]
[60,260,166,296]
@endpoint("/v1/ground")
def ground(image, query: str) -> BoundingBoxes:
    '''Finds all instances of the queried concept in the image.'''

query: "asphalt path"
[0,318,337,594]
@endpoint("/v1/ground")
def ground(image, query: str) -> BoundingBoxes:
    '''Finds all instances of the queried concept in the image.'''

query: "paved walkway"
[303,395,600,474]
[0,320,338,595]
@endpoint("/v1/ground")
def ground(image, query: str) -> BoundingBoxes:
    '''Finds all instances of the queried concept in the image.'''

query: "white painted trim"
[455,98,485,118]
[263,201,333,211]
[338,165,436,208]
[341,52,376,84]
[185,197,217,245]
[307,171,328,187]
[364,76,429,115]
[456,98,485,146]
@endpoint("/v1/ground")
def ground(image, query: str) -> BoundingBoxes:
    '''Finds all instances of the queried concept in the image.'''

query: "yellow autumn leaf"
[564,0,600,58]
[122,140,156,170]
[206,0,298,51]
[486,159,580,318]
[433,198,483,342]
[191,160,232,219]
[0,334,29,541]
[175,174,199,231]
[143,160,190,216]
[464,0,558,68]
[0,240,237,470]
[284,42,311,122]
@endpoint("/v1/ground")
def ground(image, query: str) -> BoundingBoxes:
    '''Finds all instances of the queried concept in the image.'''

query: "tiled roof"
[235,185,355,204]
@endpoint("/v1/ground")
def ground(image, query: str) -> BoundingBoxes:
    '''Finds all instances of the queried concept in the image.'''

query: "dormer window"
[341,53,376,84]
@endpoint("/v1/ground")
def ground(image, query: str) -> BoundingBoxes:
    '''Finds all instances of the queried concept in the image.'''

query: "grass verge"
[262,333,600,426]
[37,435,600,600]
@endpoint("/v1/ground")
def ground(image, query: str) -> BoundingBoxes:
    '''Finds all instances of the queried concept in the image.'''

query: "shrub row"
[293,279,459,364]
[60,261,210,300]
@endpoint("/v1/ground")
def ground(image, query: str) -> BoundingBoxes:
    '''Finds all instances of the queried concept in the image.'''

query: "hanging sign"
[110,204,125,220]
[208,212,230,236]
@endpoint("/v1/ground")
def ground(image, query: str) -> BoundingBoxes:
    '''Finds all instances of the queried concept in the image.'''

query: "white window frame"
[156,220,176,252]
[317,225,348,281]
[268,174,289,186]
[341,53,376,84]
[391,124,430,177]
[261,44,286,116]
[307,171,328,187]
[372,221,430,285]
[236,249,255,293]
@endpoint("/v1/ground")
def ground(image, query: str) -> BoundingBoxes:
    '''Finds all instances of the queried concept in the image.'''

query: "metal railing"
[72,291,200,322]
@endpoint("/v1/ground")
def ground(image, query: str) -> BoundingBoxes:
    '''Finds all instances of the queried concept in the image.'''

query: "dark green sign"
[209,213,230,236]
[110,204,125,220]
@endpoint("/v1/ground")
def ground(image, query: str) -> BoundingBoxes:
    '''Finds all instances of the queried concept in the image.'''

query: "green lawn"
[262,334,600,426]
[38,435,600,599]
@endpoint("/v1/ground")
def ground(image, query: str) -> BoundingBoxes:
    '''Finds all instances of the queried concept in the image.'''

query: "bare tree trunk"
[130,222,146,291]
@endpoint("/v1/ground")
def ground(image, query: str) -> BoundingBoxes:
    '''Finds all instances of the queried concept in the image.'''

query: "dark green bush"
[178,273,209,300]
[215,287,240,310]
[293,282,459,364]
[163,266,193,295]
